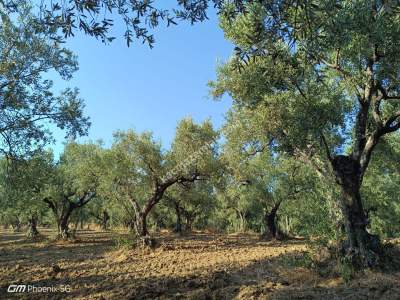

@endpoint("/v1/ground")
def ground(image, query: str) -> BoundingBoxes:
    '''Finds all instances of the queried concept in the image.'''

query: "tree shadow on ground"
[120,248,400,300]
[153,231,306,252]
[0,235,114,265]
[1,230,399,299]
[0,228,115,299]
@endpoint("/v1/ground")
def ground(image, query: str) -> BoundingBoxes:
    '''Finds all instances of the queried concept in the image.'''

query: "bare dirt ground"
[0,228,399,299]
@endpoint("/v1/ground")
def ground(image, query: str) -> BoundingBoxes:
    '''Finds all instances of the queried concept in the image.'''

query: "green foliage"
[284,179,341,242]
[0,151,54,227]
[105,129,167,209]
[113,235,138,250]
[276,251,315,269]
[164,180,217,231]
[215,94,322,236]
[211,0,400,164]
[209,2,400,267]
[58,142,105,196]
[0,5,89,157]
[338,256,357,283]
[1,2,399,264]
[85,117,220,237]
[362,135,400,238]
[1,0,227,47]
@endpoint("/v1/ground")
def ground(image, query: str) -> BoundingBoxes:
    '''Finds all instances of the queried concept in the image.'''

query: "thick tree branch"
[320,131,333,163]
[360,111,400,176]
[43,197,56,213]
[372,94,384,128]
[382,111,400,134]
[376,83,400,101]
[353,100,371,161]
[78,191,97,207]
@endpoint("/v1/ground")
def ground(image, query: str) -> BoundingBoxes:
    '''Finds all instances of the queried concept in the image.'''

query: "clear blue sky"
[51,11,233,157]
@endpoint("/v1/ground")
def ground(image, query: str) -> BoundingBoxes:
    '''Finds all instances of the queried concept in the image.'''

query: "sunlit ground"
[0,228,399,299]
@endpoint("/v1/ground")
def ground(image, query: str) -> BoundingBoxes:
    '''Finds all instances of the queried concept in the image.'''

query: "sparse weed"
[276,251,315,269]
[113,235,138,249]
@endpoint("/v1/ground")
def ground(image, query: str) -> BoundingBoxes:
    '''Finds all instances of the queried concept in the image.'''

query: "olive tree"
[210,1,400,267]
[0,5,89,158]
[221,143,314,237]
[0,150,57,236]
[12,151,55,237]
[164,180,216,233]
[43,142,104,238]
[106,118,218,240]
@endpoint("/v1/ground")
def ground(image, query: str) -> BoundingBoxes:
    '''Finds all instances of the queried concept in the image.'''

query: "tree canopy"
[210,0,400,267]
[0,5,89,158]
[1,0,400,277]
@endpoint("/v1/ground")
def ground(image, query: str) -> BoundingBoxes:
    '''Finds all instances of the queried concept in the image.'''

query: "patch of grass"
[276,251,315,269]
[112,235,138,249]
[377,242,400,272]
[337,256,356,283]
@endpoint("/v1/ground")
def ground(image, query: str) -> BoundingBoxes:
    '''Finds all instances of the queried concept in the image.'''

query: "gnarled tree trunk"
[101,210,110,230]
[26,214,39,238]
[134,212,149,237]
[174,202,182,233]
[57,206,73,239]
[332,155,381,267]
[133,211,158,247]
[234,208,246,232]
[11,216,22,232]
[129,188,166,239]
[263,201,282,240]
[124,217,136,232]
[12,222,22,232]
[126,172,202,245]
[184,213,195,232]
[44,192,96,240]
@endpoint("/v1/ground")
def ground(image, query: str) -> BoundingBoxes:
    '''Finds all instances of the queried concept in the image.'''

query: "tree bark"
[285,216,290,235]
[134,212,149,237]
[127,172,202,238]
[11,220,22,232]
[263,201,282,239]
[54,199,76,239]
[184,213,195,232]
[233,208,246,232]
[101,210,110,230]
[132,211,158,247]
[124,217,136,232]
[26,214,39,238]
[332,155,381,267]
[57,207,73,239]
[174,202,182,233]
[266,210,278,238]
[44,192,96,239]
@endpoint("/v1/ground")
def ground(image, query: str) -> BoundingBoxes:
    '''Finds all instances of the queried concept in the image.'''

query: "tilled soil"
[0,229,399,299]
